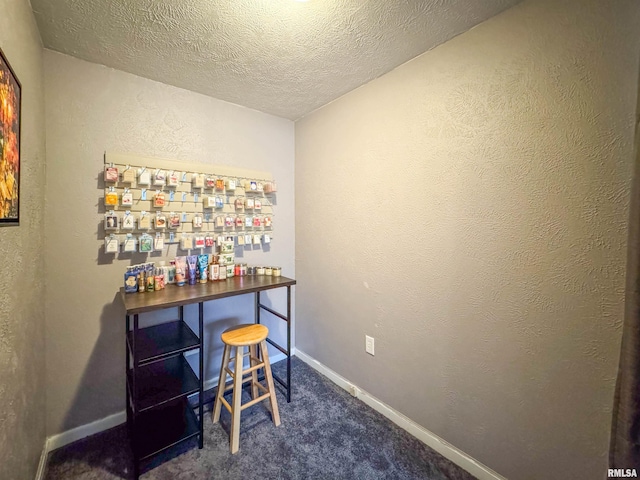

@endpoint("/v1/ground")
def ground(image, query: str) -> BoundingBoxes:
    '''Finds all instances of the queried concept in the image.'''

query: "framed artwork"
[0,47,21,225]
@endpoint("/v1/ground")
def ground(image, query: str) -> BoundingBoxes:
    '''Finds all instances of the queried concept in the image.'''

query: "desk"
[119,275,296,479]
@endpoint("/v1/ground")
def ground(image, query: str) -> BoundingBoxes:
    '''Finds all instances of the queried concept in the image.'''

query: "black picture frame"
[0,47,21,225]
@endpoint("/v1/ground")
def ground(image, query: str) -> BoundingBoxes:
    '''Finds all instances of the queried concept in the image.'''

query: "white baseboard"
[35,410,126,480]
[41,351,290,459]
[294,349,506,480]
[47,410,127,453]
[35,440,49,480]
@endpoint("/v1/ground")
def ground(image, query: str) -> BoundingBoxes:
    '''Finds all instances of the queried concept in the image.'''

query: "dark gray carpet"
[44,357,476,480]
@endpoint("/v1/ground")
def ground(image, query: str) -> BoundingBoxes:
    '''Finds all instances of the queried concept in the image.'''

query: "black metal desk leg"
[132,313,139,480]
[255,291,261,324]
[198,302,204,449]
[126,314,131,433]
[287,286,291,403]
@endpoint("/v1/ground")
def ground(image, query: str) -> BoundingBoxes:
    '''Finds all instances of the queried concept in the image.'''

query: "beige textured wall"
[295,0,639,478]
[0,0,46,478]
[43,51,294,435]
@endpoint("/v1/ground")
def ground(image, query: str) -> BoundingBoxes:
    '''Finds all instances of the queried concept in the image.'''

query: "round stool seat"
[221,324,269,346]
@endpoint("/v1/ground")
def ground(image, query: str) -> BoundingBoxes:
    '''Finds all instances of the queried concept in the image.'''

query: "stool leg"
[249,343,259,400]
[230,345,245,454]
[212,344,231,424]
[260,340,281,427]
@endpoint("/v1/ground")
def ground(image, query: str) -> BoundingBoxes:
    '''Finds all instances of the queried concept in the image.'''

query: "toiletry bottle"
[165,266,171,286]
[167,261,173,284]
[158,261,168,289]
[138,270,146,293]
[168,261,176,284]
[154,268,164,291]
[124,267,138,293]
[146,270,155,292]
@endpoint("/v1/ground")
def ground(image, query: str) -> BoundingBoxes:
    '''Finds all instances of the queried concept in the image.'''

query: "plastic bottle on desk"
[146,270,155,292]
[124,267,138,293]
[138,270,146,293]
[155,268,164,290]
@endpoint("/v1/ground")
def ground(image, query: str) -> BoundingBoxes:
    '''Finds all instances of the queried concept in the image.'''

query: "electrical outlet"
[365,335,375,355]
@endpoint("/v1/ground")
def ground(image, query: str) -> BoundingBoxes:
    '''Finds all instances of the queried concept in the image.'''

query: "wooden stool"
[212,324,281,453]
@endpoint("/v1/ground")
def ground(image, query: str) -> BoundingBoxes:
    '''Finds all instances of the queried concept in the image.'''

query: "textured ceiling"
[31,0,522,120]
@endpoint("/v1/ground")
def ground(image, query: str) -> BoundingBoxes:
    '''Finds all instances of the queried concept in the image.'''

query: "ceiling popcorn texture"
[31,0,522,120]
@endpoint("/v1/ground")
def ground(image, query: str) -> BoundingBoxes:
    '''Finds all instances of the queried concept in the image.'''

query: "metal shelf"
[128,320,199,366]
[128,355,199,413]
[133,397,200,461]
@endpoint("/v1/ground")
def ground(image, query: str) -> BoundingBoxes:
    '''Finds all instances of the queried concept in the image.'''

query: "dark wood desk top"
[119,275,296,314]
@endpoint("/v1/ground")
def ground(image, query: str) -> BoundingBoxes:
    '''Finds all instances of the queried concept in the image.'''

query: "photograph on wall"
[0,47,21,225]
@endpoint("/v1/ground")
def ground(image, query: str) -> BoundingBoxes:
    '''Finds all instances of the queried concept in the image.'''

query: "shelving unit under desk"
[119,275,296,479]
